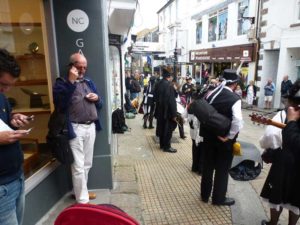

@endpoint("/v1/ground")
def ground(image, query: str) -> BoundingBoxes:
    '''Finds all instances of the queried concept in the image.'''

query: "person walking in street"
[260,80,300,225]
[0,49,34,225]
[53,53,103,204]
[142,75,156,129]
[125,71,132,99]
[182,76,194,104]
[280,75,293,109]
[154,68,177,153]
[246,80,257,108]
[130,70,141,100]
[200,69,243,206]
[264,79,275,109]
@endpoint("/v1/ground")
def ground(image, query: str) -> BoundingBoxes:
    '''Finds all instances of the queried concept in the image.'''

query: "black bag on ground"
[46,109,74,164]
[189,98,231,137]
[112,108,128,133]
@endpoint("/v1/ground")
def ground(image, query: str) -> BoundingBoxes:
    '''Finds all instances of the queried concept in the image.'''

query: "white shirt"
[224,86,243,139]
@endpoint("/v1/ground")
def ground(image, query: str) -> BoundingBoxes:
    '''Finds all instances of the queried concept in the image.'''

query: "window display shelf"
[15,79,48,86]
[12,108,50,115]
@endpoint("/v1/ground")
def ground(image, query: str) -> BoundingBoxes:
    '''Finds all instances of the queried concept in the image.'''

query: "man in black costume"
[154,68,177,153]
[200,69,243,206]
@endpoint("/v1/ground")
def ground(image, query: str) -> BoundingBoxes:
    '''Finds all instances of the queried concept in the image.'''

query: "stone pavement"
[37,107,299,225]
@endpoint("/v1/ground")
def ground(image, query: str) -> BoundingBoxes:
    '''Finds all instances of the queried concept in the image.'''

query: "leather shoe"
[71,192,97,200]
[163,147,177,153]
[212,197,235,206]
[261,220,269,225]
[201,197,209,203]
[88,192,97,200]
[148,125,154,129]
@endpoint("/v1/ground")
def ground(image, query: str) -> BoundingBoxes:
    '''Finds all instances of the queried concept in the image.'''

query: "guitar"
[249,113,286,129]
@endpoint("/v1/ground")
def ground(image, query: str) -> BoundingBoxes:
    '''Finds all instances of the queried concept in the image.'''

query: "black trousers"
[192,140,203,172]
[201,138,234,203]
[158,118,176,150]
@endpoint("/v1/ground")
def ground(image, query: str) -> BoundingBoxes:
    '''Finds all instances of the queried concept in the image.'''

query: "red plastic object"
[54,203,140,225]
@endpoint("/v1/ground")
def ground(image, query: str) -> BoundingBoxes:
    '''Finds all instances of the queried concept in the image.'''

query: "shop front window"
[0,0,52,179]
[237,0,251,35]
[196,21,202,44]
[109,46,121,111]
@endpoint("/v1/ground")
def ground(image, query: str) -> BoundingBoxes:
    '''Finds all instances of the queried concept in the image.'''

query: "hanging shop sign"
[190,44,255,63]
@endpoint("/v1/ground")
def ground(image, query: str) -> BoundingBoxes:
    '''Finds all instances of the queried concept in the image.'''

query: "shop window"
[196,21,202,44]
[0,0,52,179]
[109,46,121,111]
[237,0,251,35]
[297,0,300,21]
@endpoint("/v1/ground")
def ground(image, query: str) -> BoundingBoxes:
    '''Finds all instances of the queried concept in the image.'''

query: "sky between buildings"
[131,0,168,34]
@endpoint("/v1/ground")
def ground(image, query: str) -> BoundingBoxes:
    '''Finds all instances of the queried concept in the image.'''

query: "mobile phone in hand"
[26,115,34,121]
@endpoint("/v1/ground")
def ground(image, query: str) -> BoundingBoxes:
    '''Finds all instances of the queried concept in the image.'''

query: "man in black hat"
[200,69,243,206]
[154,68,177,153]
[182,76,194,104]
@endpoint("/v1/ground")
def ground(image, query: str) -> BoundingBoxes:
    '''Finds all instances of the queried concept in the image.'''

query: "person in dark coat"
[260,79,300,225]
[154,68,177,153]
[200,69,243,206]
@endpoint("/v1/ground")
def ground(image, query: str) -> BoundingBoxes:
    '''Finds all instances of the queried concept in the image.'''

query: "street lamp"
[173,47,178,82]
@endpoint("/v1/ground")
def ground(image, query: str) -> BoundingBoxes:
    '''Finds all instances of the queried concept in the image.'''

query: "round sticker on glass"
[67,9,89,32]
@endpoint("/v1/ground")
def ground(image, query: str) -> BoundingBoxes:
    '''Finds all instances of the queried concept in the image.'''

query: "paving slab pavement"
[37,107,299,225]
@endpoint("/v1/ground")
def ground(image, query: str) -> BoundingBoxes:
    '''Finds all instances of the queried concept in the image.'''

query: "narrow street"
[38,108,299,225]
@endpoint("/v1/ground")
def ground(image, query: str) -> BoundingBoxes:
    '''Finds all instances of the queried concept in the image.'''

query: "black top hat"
[287,79,300,101]
[162,68,171,78]
[222,69,240,84]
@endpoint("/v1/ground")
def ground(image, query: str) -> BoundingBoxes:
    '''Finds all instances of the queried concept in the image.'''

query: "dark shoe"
[163,147,177,153]
[212,197,235,206]
[143,124,147,129]
[261,220,270,225]
[148,125,154,129]
[201,197,209,203]
[180,135,187,139]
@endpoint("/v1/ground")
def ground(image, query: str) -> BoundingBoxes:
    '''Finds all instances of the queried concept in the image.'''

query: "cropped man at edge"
[53,53,103,204]
[0,49,34,225]
[200,69,243,206]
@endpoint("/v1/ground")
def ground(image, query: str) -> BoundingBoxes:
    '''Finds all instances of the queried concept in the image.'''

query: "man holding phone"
[53,53,102,204]
[0,49,33,225]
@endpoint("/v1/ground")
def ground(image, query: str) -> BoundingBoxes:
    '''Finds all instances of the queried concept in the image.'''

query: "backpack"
[112,108,128,133]
[46,77,74,164]
[189,98,231,137]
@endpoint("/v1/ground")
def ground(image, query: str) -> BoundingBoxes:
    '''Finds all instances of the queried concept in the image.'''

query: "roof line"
[157,0,175,14]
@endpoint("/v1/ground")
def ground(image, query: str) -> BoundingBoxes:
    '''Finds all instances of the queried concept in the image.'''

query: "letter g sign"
[67,9,89,32]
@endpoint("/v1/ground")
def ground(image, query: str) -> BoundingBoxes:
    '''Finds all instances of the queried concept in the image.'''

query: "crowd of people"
[125,66,300,224]
[1,47,299,225]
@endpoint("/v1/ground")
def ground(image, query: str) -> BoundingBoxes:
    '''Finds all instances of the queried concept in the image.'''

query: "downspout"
[254,0,262,82]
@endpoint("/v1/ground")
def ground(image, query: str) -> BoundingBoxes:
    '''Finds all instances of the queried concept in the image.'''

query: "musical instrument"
[249,113,286,129]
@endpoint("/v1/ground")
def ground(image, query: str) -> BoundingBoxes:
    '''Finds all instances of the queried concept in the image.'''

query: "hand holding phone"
[26,115,34,121]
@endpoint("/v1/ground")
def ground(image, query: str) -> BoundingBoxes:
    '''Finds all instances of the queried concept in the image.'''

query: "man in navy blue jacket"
[53,53,102,204]
[0,49,33,225]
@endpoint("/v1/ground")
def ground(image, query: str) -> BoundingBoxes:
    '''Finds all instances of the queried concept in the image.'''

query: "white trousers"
[70,123,96,203]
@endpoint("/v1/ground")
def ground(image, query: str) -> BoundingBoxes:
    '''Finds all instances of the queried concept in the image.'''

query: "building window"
[208,9,228,42]
[297,0,300,20]
[196,21,202,44]
[237,0,251,35]
[208,13,217,42]
[218,9,228,40]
